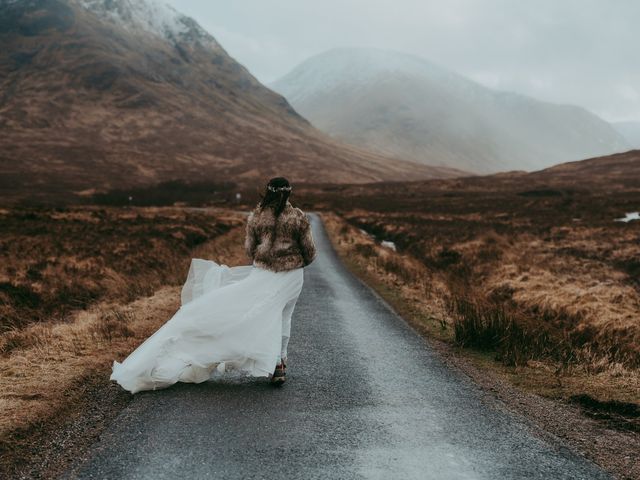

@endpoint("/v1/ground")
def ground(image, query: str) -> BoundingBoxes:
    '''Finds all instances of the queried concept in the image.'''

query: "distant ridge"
[272,48,629,174]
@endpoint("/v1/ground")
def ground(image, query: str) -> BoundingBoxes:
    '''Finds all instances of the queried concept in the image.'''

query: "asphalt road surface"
[67,214,609,480]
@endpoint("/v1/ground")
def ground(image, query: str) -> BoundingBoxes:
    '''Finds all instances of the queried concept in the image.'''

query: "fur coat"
[244,202,317,272]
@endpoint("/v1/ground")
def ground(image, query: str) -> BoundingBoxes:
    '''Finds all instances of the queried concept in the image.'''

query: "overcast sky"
[166,0,640,122]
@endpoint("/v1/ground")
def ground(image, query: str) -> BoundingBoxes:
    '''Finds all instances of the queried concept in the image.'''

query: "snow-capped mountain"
[0,2,454,200]
[79,0,221,49]
[272,48,630,174]
[275,48,471,104]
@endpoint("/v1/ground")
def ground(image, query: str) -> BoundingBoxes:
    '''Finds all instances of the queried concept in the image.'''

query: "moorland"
[300,150,640,423]
[0,151,638,478]
[0,206,246,477]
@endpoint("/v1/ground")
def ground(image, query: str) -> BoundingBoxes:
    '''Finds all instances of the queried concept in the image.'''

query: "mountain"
[614,121,640,148]
[0,1,456,201]
[271,48,630,174]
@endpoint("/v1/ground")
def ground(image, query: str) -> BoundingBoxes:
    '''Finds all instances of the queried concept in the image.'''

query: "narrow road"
[68,215,609,480]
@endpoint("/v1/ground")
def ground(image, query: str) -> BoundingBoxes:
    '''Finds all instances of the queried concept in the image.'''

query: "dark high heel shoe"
[271,361,286,385]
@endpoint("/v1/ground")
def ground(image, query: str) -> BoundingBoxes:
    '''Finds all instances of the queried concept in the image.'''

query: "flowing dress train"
[110,259,303,393]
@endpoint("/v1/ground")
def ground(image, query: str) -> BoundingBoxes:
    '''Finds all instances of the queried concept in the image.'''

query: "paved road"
[68,215,609,480]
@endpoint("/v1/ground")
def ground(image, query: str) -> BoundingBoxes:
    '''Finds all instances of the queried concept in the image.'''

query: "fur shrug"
[244,202,317,272]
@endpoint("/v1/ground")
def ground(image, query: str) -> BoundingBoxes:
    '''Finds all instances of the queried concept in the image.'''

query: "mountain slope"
[271,48,629,174]
[527,149,640,189]
[0,1,455,200]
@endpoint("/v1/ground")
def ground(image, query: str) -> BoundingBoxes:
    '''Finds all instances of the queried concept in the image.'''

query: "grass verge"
[0,207,247,478]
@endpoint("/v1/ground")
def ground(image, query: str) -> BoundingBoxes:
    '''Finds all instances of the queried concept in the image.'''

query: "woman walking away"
[245,177,316,383]
[110,177,316,393]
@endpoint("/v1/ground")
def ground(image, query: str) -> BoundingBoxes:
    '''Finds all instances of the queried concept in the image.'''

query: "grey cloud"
[167,0,640,121]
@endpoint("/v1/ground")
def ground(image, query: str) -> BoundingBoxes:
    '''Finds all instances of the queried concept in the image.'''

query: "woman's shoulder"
[284,204,309,223]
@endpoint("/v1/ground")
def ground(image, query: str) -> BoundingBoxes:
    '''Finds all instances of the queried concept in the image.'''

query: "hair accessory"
[267,185,292,193]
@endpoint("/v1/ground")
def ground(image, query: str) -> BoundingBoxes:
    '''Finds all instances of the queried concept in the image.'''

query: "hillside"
[272,48,629,174]
[297,150,640,205]
[0,1,454,202]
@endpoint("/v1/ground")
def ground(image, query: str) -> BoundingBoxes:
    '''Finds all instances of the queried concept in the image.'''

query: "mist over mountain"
[0,1,453,200]
[614,121,640,149]
[271,48,629,174]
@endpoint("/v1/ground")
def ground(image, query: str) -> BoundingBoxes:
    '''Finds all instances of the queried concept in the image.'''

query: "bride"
[111,177,316,393]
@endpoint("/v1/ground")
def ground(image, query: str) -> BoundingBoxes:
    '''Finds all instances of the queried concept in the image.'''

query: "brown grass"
[0,206,242,332]
[320,211,640,413]
[306,173,640,375]
[0,206,247,475]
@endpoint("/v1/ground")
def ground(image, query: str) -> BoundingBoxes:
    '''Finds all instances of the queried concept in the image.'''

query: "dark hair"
[259,177,291,217]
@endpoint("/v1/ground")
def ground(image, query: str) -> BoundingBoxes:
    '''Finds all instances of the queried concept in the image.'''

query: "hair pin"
[267,185,292,192]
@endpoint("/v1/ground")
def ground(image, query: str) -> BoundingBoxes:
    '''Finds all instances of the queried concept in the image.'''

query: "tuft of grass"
[91,309,135,342]
[450,297,561,367]
[569,394,640,433]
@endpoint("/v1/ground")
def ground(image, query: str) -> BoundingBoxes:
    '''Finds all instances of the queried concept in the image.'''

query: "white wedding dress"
[111,259,304,393]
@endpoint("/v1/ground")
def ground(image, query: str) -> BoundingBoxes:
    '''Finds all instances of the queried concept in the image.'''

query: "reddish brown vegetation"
[0,206,247,476]
[0,1,458,205]
[0,207,237,336]
[308,154,640,414]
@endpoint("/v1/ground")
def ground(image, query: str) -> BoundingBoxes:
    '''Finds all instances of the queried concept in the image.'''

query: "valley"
[0,0,455,204]
[0,1,638,479]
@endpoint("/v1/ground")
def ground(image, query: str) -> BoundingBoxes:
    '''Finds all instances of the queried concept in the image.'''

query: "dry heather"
[0,206,247,474]
[319,189,640,420]
[338,206,640,373]
[0,206,241,333]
